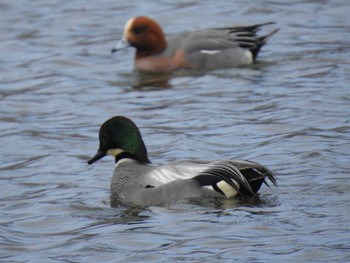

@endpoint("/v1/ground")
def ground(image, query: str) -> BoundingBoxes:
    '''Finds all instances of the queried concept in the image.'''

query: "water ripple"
[1,0,350,262]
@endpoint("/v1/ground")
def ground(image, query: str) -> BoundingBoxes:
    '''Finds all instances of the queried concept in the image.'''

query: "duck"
[87,116,277,207]
[111,16,278,72]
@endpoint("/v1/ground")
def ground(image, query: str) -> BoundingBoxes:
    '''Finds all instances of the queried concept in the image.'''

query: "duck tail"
[222,22,278,61]
[239,164,277,195]
[193,160,277,198]
[251,27,279,61]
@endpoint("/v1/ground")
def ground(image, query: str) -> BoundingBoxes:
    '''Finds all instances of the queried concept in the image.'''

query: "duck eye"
[132,26,147,35]
[101,134,108,145]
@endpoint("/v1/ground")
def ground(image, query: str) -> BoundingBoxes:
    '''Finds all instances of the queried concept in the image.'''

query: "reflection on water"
[131,72,174,90]
[1,0,350,262]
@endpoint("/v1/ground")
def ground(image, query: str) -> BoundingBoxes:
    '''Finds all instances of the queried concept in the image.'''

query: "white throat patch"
[107,148,124,157]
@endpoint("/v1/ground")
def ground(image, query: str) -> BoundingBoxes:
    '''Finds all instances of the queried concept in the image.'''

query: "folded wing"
[144,159,277,198]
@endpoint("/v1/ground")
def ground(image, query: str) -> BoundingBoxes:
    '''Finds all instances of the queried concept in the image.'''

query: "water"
[1,0,349,262]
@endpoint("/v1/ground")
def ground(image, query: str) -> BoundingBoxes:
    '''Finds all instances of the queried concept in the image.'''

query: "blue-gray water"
[1,0,349,262]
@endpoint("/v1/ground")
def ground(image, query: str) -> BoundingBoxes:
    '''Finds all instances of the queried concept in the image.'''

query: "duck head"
[88,116,150,165]
[111,16,167,57]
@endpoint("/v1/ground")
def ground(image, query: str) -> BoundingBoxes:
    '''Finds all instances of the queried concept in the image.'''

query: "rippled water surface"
[1,0,350,262]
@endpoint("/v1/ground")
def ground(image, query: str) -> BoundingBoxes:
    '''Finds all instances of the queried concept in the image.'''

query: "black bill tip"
[87,150,106,165]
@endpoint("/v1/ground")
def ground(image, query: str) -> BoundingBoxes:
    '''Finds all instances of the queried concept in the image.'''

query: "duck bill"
[87,150,106,165]
[111,39,130,53]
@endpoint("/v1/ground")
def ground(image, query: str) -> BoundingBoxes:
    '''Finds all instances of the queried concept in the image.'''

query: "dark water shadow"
[108,59,275,92]
[101,207,152,225]
[122,63,271,90]
[109,193,279,212]
[186,194,279,210]
[131,71,174,90]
